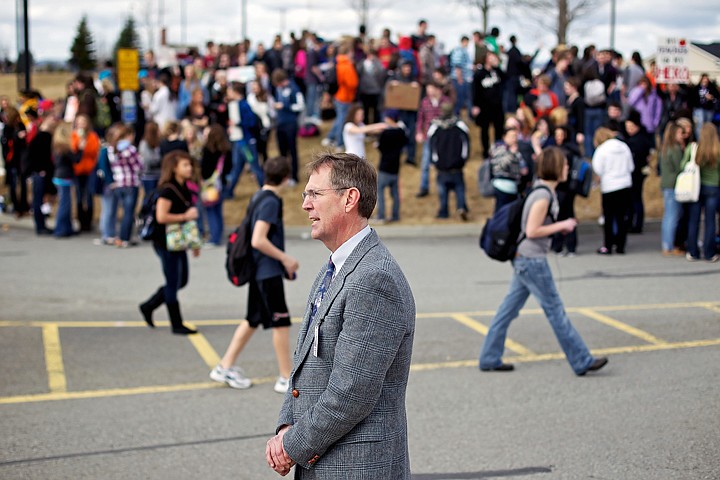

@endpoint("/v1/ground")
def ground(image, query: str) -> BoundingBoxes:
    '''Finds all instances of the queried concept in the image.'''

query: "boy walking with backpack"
[428,103,470,220]
[211,157,299,392]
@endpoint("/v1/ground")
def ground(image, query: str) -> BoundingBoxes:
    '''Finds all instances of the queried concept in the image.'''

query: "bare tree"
[511,0,603,45]
[345,0,389,35]
[456,0,506,34]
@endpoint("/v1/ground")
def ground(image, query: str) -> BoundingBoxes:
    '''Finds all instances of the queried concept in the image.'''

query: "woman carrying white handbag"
[680,124,720,262]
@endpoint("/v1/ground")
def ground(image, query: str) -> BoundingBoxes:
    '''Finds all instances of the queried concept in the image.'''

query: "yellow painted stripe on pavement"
[450,314,534,356]
[41,324,67,393]
[576,308,667,345]
[2,339,719,405]
[185,329,221,368]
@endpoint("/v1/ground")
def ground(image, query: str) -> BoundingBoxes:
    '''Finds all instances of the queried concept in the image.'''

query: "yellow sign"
[117,49,139,91]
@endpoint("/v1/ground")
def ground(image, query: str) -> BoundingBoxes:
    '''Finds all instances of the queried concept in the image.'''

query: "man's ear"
[345,187,361,213]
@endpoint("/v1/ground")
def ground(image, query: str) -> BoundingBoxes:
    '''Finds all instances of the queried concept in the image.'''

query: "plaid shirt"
[417,95,450,137]
[109,145,143,188]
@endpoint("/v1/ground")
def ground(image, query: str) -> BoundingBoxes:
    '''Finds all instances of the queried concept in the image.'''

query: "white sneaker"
[273,376,289,394]
[210,365,252,389]
[320,138,333,147]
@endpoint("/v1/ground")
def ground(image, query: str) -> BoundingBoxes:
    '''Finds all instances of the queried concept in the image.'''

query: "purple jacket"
[628,86,662,134]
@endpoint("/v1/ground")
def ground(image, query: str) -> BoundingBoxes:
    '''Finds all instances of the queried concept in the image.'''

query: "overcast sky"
[1,0,719,63]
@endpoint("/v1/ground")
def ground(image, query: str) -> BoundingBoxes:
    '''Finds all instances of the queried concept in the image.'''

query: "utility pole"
[241,0,247,41]
[610,0,616,51]
[22,0,30,90]
[180,0,187,44]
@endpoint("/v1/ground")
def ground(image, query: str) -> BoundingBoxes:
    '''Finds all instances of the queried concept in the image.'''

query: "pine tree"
[69,15,96,71]
[114,16,141,56]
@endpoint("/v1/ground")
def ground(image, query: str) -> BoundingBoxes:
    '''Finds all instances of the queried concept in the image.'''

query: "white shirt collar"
[330,225,371,279]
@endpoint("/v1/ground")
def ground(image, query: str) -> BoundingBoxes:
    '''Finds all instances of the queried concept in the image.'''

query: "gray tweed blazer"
[277,230,416,479]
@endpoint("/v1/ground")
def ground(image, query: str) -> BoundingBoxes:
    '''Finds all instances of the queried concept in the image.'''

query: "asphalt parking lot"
[1,219,719,479]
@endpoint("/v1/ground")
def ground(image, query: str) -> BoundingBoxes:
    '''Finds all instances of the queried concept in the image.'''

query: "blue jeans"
[399,110,417,163]
[304,83,321,121]
[328,99,351,147]
[661,188,682,251]
[436,170,467,218]
[377,171,400,221]
[54,184,74,237]
[113,186,139,241]
[419,141,431,191]
[154,246,189,304]
[31,173,49,233]
[142,178,158,196]
[225,139,263,198]
[99,188,118,240]
[452,78,472,116]
[687,185,719,259]
[693,108,715,141]
[584,107,605,157]
[503,76,519,114]
[479,256,595,375]
[205,200,224,245]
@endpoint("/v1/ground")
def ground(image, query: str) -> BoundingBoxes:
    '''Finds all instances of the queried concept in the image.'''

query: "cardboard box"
[384,81,421,111]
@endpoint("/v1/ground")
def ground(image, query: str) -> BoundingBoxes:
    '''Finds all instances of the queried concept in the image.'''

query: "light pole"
[180,0,187,44]
[241,0,247,41]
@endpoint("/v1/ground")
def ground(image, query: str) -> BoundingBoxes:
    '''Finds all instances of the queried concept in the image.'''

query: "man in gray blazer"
[266,153,416,479]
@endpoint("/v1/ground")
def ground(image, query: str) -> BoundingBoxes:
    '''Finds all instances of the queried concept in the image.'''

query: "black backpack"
[226,190,274,287]
[325,65,339,96]
[479,186,553,262]
[137,190,161,241]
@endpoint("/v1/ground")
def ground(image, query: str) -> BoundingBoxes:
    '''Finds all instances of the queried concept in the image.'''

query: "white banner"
[656,37,690,84]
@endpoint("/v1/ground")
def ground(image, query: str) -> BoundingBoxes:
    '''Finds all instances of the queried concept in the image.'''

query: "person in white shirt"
[342,104,386,159]
[149,73,177,130]
[592,127,634,255]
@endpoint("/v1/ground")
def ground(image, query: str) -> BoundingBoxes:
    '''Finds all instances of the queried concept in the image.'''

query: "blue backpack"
[479,186,553,262]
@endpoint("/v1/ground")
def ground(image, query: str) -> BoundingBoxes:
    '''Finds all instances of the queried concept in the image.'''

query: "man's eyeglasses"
[301,187,350,201]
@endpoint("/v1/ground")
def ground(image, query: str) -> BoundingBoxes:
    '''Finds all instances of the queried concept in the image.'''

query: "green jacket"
[660,146,683,189]
[680,143,720,187]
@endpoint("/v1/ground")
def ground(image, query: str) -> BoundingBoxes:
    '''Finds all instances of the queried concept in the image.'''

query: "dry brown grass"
[224,121,663,228]
[1,72,74,103]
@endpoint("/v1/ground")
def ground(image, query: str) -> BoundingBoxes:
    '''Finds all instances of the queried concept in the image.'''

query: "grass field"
[0,72,663,228]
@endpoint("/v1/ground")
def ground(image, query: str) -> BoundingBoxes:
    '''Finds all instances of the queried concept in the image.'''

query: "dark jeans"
[601,188,631,252]
[436,170,467,218]
[54,184,74,237]
[113,186,139,241]
[399,110,417,163]
[142,178,158,196]
[154,246,189,304]
[276,123,299,182]
[584,107,605,157]
[359,93,381,124]
[629,174,646,232]
[493,188,518,214]
[377,171,400,221]
[75,174,94,231]
[6,166,29,214]
[31,173,49,233]
[477,107,504,158]
[687,185,719,259]
[552,189,577,253]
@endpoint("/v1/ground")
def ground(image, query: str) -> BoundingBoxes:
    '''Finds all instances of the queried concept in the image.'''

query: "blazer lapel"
[294,231,380,364]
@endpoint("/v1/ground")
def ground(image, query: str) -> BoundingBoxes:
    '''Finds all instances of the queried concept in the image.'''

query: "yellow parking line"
[2,338,719,405]
[41,324,67,393]
[185,329,221,368]
[576,308,667,345]
[450,314,534,356]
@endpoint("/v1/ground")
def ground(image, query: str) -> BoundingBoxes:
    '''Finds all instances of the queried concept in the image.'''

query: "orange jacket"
[71,131,101,176]
[334,54,359,103]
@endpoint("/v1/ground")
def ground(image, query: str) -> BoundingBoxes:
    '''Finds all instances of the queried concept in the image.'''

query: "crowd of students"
[1,19,720,259]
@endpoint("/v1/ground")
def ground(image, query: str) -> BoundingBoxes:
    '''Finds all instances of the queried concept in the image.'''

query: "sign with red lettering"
[656,37,690,84]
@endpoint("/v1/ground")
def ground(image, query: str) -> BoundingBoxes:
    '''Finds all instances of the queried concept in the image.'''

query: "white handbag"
[674,143,700,203]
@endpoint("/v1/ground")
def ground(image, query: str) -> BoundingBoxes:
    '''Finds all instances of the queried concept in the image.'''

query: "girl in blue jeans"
[479,147,608,376]
[51,122,82,237]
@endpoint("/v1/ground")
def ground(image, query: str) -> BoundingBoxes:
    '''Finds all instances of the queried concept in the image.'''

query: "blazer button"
[292,389,299,398]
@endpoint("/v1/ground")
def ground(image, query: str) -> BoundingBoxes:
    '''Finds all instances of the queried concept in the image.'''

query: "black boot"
[166,302,197,335]
[139,288,165,328]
